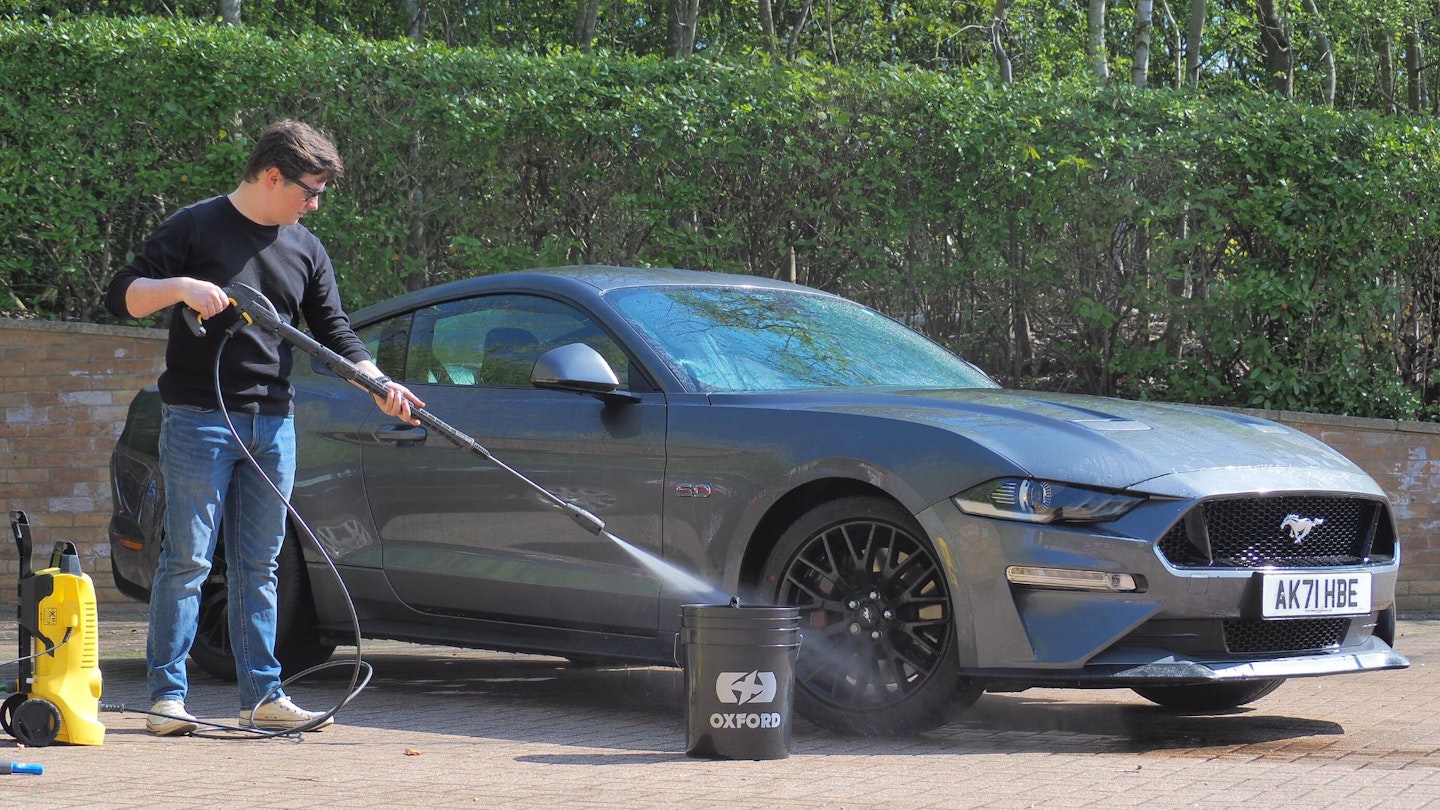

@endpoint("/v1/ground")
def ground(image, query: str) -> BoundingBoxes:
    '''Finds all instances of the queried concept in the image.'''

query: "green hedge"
[4,18,1438,419]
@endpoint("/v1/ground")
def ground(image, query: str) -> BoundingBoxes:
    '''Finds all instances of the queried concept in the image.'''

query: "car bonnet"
[812,388,1380,498]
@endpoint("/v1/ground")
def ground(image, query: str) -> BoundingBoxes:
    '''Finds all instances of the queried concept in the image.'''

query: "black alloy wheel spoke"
[835,525,865,571]
[889,632,941,680]
[781,567,834,608]
[889,548,938,593]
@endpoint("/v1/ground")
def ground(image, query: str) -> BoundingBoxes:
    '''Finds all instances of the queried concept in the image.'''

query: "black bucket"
[679,603,801,760]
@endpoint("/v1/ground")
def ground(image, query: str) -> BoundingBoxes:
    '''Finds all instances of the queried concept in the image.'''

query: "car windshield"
[608,284,999,393]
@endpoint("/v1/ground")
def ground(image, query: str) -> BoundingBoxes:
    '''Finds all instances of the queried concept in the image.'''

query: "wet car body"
[110,266,1408,734]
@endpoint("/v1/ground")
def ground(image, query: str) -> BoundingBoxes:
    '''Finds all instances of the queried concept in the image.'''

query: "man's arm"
[119,277,231,320]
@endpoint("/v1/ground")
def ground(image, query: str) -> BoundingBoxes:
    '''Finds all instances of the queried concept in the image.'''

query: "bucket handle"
[671,627,804,668]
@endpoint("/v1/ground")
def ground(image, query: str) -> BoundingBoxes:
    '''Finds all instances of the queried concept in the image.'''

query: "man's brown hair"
[242,119,344,183]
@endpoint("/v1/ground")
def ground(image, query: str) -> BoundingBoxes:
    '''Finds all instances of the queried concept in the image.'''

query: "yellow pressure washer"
[2,511,104,746]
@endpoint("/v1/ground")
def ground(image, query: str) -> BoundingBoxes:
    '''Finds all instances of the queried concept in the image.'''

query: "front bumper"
[915,483,1409,686]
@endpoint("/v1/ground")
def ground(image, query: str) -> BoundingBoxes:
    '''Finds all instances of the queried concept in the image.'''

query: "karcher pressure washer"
[2,510,104,746]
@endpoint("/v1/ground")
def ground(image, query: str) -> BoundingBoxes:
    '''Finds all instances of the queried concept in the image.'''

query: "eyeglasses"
[288,177,328,201]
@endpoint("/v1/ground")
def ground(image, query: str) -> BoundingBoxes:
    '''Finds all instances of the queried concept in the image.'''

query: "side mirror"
[532,343,640,403]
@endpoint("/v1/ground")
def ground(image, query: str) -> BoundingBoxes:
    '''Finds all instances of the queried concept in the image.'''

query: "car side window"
[401,294,629,388]
[356,314,411,379]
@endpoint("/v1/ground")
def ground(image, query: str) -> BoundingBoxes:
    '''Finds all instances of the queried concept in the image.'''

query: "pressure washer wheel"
[9,697,61,747]
[0,692,23,738]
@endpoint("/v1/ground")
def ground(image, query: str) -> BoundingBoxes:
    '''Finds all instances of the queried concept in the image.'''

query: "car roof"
[350,265,825,325]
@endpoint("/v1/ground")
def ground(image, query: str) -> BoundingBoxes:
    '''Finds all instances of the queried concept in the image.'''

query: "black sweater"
[106,195,371,415]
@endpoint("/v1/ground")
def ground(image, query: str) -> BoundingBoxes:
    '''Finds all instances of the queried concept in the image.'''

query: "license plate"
[1261,572,1372,618]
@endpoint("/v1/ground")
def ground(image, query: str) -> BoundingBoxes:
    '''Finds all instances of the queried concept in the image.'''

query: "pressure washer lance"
[203,282,616,540]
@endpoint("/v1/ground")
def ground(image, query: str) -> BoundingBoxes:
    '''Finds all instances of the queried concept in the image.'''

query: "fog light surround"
[1006,565,1139,592]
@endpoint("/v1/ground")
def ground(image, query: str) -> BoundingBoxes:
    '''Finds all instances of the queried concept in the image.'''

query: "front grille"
[1156,495,1395,569]
[1223,618,1348,654]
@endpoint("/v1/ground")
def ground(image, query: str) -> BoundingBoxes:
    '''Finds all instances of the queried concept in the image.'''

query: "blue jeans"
[149,403,296,710]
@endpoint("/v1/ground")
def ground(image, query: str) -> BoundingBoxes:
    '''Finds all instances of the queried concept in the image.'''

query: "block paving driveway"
[3,605,1437,809]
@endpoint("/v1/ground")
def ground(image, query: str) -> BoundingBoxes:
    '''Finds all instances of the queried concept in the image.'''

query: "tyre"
[758,495,978,735]
[1132,678,1286,712]
[189,528,336,681]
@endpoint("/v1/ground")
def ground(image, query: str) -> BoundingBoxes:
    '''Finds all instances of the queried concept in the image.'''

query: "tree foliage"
[3,18,1438,421]
[6,1,1440,113]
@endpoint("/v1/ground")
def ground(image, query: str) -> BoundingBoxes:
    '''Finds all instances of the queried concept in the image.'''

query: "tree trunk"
[574,0,600,53]
[1089,0,1110,81]
[1255,0,1293,98]
[407,133,427,291]
[759,0,777,57]
[406,0,426,43]
[667,0,687,57]
[1186,0,1205,88]
[1133,0,1154,89]
[1406,28,1425,112]
[667,0,700,57]
[220,0,240,25]
[824,0,838,65]
[1156,0,1183,89]
[992,0,1014,83]
[1299,0,1334,105]
[1379,31,1397,115]
[686,0,700,53]
[785,0,813,61]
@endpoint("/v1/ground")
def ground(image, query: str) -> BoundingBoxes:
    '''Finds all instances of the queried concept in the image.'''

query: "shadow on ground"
[93,645,1348,761]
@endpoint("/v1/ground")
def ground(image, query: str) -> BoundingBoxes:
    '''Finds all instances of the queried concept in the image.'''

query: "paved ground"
[1,604,1437,809]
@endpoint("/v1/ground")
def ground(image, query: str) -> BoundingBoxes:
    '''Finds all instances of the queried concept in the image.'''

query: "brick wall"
[1,318,168,603]
[1255,411,1440,614]
[2,317,1438,614]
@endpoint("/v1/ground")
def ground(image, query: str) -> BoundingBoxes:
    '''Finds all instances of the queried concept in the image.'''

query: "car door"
[359,293,667,634]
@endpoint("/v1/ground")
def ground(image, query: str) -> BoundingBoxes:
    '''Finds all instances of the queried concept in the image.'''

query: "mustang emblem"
[1281,514,1326,545]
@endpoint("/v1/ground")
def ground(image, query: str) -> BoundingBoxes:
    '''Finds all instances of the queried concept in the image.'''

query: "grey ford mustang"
[109,266,1408,735]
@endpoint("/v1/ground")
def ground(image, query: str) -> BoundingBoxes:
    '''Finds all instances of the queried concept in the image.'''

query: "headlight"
[953,478,1145,524]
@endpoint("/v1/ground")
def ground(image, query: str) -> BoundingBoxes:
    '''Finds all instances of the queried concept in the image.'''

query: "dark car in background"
[109,266,1409,734]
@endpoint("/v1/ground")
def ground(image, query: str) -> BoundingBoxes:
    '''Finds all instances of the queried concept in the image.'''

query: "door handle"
[372,424,428,447]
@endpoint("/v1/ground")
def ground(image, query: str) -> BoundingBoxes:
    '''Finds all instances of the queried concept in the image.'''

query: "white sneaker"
[240,696,334,730]
[146,699,200,736]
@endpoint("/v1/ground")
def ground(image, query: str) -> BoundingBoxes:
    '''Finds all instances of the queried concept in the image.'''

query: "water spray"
[604,535,729,602]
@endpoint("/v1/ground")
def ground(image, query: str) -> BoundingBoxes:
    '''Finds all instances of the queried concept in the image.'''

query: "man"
[106,119,423,735]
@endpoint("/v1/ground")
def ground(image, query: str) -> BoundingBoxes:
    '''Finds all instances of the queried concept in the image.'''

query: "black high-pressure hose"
[104,299,373,740]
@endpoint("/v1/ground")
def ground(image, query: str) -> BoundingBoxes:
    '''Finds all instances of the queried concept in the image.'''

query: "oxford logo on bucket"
[715,670,778,705]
